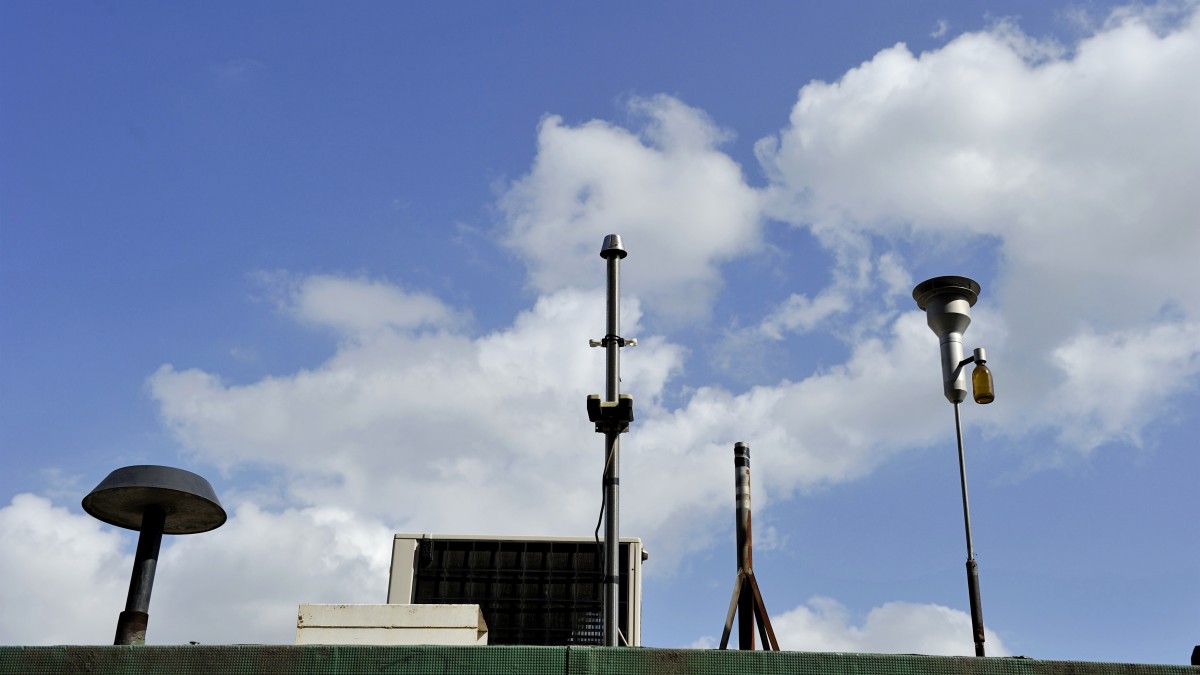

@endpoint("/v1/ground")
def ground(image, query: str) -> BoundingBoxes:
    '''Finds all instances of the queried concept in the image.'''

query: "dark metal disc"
[912,275,980,310]
[82,465,227,535]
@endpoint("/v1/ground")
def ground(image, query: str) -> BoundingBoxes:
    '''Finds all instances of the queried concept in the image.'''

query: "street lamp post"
[913,275,995,657]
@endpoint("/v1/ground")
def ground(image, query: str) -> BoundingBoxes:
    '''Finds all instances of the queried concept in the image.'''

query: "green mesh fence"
[1,646,1195,675]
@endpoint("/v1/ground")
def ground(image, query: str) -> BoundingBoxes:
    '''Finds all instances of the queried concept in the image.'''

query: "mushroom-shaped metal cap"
[82,465,227,535]
[912,275,980,310]
[600,234,627,259]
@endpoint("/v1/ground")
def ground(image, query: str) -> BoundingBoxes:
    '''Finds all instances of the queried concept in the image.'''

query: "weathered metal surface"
[83,466,227,646]
[4,646,1195,675]
[113,611,148,646]
[82,465,226,535]
[719,443,779,651]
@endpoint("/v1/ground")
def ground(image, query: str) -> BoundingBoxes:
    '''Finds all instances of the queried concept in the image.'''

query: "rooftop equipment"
[387,534,645,646]
[718,442,779,651]
[82,465,226,645]
[912,275,995,657]
[585,233,637,646]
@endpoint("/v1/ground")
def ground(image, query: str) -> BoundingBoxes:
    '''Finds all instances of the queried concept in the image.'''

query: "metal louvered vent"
[388,535,644,646]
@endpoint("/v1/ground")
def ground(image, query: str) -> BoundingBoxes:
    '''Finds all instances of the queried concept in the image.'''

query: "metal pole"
[734,442,755,649]
[953,403,986,657]
[602,240,622,647]
[719,442,780,651]
[115,505,165,645]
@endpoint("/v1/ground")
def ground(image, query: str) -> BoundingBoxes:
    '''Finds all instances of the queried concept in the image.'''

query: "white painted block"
[295,604,488,645]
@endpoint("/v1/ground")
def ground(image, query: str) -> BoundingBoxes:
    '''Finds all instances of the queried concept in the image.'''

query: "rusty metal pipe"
[734,442,754,649]
[720,442,780,651]
[115,505,165,645]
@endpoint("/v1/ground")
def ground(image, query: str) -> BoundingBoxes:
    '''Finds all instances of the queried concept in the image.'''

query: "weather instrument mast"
[912,275,996,657]
[719,442,780,650]
[82,465,226,645]
[587,234,636,646]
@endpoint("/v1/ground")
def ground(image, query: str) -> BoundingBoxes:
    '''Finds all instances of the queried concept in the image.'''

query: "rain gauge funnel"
[912,275,980,404]
[912,275,993,657]
[83,465,226,645]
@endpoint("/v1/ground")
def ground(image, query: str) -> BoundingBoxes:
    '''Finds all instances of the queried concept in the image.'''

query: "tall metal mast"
[719,442,779,651]
[587,234,635,646]
[913,275,995,657]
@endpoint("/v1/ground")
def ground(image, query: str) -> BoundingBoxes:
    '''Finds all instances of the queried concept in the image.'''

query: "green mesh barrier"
[1,646,1196,675]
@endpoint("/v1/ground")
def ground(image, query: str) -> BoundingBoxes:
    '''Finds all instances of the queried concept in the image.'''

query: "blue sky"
[2,0,1198,664]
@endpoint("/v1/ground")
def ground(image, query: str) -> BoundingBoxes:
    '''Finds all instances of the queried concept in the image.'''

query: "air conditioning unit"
[387,533,645,646]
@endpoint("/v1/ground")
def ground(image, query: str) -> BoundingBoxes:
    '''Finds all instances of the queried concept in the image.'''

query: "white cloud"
[1046,321,1200,451]
[770,597,1010,655]
[0,494,396,646]
[0,494,129,645]
[150,503,394,645]
[151,284,686,540]
[791,7,1196,307]
[278,273,466,335]
[147,273,956,577]
[758,290,849,339]
[754,5,1200,456]
[500,95,764,322]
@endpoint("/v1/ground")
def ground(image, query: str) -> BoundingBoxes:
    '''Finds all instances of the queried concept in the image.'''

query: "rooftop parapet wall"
[1,645,1196,675]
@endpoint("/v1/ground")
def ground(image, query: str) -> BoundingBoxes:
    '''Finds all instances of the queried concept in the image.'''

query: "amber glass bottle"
[972,363,995,404]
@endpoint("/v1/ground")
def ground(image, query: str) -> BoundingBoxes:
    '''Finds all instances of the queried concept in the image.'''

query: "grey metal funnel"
[913,276,981,404]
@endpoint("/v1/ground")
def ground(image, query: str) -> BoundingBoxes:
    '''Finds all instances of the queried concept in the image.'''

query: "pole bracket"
[587,394,634,433]
[589,335,637,348]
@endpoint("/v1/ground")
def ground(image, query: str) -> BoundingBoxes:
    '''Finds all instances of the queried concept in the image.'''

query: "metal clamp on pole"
[587,394,634,434]
[585,233,636,647]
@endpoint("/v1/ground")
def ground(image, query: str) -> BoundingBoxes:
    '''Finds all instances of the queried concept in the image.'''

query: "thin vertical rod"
[603,253,621,647]
[115,505,165,645]
[953,403,986,657]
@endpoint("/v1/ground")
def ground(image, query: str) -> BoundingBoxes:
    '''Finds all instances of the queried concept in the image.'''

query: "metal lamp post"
[82,465,227,645]
[912,275,995,657]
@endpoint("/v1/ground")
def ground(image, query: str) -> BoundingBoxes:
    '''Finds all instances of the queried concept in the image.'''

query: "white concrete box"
[295,604,488,646]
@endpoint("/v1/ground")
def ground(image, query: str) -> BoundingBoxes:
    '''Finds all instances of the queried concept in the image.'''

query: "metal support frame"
[719,442,779,651]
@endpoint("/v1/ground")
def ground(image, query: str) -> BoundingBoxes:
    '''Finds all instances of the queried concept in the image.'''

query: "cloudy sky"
[2,1,1198,663]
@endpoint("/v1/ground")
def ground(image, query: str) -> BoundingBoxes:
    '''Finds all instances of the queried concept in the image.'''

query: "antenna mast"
[719,442,780,650]
[587,234,636,646]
